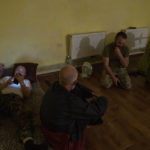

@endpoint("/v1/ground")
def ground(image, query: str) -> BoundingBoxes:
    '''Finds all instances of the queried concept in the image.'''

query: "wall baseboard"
[37,51,144,75]
[37,55,102,75]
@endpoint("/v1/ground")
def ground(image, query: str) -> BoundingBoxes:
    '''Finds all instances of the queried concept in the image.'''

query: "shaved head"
[59,65,78,86]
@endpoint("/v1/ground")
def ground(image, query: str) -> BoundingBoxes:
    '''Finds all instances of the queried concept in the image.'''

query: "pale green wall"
[0,0,150,68]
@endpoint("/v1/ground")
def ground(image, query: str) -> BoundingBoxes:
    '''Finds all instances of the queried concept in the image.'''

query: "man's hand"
[115,46,121,55]
[112,76,120,86]
[86,92,101,102]
[114,47,129,68]
[6,77,13,85]
[14,73,31,98]
[0,77,13,90]
[92,92,101,98]
[14,73,24,83]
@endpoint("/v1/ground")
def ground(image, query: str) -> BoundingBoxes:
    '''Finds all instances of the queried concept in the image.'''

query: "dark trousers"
[0,93,33,141]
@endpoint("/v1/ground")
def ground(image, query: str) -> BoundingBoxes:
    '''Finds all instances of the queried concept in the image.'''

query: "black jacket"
[40,81,107,141]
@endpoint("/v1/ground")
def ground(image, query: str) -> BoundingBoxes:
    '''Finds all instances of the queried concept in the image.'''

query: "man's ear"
[72,80,78,86]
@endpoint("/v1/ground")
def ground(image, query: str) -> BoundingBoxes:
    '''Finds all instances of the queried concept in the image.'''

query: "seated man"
[0,65,48,150]
[101,31,132,89]
[40,65,108,150]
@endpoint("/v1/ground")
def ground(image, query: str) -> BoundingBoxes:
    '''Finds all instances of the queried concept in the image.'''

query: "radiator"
[125,27,149,55]
[68,31,106,61]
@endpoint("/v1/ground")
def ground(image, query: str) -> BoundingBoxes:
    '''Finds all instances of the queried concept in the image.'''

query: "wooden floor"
[38,65,150,150]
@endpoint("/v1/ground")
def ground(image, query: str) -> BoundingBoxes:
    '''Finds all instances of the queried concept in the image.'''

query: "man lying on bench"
[0,65,48,150]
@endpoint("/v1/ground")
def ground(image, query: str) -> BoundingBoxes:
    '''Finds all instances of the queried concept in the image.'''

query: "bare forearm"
[104,65,115,80]
[116,50,129,67]
[20,82,31,97]
[118,54,128,67]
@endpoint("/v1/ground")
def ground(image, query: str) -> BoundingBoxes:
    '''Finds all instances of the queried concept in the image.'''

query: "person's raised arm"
[0,77,13,90]
[15,74,31,98]
[115,47,129,67]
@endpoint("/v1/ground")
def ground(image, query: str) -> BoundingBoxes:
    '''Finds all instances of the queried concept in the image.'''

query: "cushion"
[0,63,4,77]
[12,63,38,83]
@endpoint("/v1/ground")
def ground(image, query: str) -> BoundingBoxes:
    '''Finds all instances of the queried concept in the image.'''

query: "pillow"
[13,63,38,83]
[0,63,4,78]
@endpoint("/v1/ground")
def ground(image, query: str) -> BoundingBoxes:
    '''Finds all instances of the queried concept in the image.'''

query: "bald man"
[40,65,107,150]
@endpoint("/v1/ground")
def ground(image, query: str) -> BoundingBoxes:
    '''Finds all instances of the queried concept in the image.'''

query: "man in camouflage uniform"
[0,65,47,150]
[101,32,131,89]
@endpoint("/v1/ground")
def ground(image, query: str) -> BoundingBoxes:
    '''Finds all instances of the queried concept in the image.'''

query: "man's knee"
[118,69,131,89]
[101,82,112,88]
[101,72,113,88]
[123,81,132,89]
[101,77,113,88]
[97,96,108,111]
[120,77,132,89]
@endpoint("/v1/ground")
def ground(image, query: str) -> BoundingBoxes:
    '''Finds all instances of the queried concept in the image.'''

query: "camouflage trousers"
[0,93,33,141]
[101,68,131,89]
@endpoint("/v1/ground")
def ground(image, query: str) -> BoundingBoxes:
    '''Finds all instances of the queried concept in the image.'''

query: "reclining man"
[101,31,132,89]
[0,65,48,150]
[40,65,108,150]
